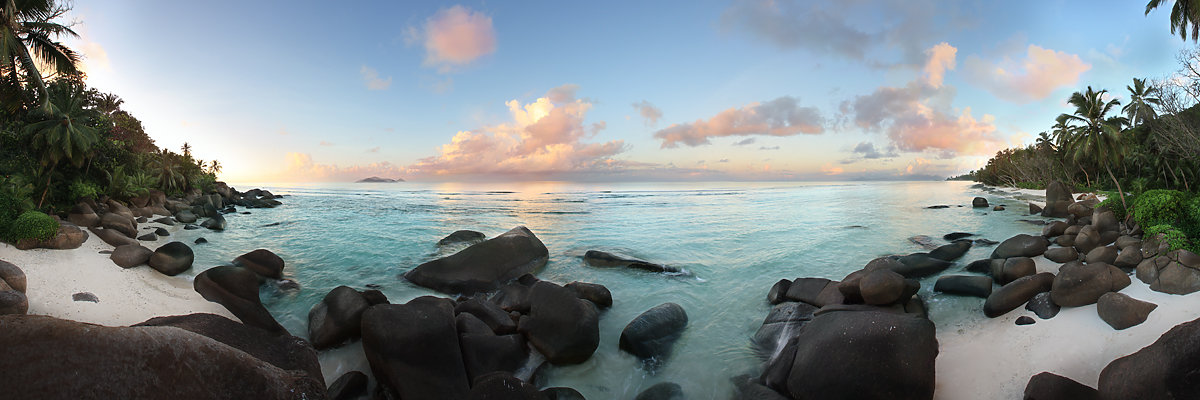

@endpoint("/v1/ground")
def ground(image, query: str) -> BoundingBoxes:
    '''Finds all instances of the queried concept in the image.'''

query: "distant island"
[356,176,405,183]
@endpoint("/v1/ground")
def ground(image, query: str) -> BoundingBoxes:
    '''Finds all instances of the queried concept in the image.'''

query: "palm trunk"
[14,42,50,112]
[1104,163,1127,212]
[37,162,57,209]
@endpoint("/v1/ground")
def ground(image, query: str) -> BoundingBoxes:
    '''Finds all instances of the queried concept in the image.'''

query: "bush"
[1016,181,1045,190]
[1133,189,1188,228]
[1145,224,1193,252]
[68,179,101,201]
[1185,195,1200,239]
[5,211,59,243]
[1097,194,1129,221]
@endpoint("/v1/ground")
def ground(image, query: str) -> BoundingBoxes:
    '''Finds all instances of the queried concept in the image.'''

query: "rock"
[894,253,954,278]
[908,235,939,250]
[147,242,194,276]
[0,289,27,315]
[994,205,1006,211]
[135,216,148,223]
[634,382,684,400]
[0,261,26,294]
[456,297,518,335]
[467,372,546,400]
[984,273,1055,318]
[134,313,323,380]
[175,210,198,223]
[327,371,368,400]
[1109,246,1140,271]
[518,281,600,365]
[767,279,791,305]
[1092,209,1118,233]
[1044,247,1080,263]
[1055,234,1076,247]
[1016,316,1036,325]
[1097,292,1157,330]
[973,197,989,207]
[1085,246,1119,265]
[308,286,370,349]
[1042,181,1073,218]
[992,234,1050,259]
[859,269,908,305]
[754,302,817,357]
[459,330,527,383]
[489,282,533,313]
[194,266,286,333]
[0,314,325,399]
[1068,202,1094,219]
[154,227,169,236]
[1024,372,1099,400]
[110,244,153,268]
[200,214,227,230]
[438,230,486,246]
[234,249,286,280]
[1065,225,1083,235]
[184,224,200,230]
[152,216,175,226]
[99,212,137,238]
[14,222,88,250]
[137,233,157,241]
[929,240,972,261]
[1115,236,1141,249]
[925,205,950,209]
[1043,221,1069,238]
[361,296,470,400]
[565,281,612,309]
[933,275,993,298]
[406,226,549,295]
[89,227,138,247]
[619,303,688,364]
[965,258,994,274]
[1025,292,1060,319]
[1074,225,1103,255]
[582,250,680,274]
[1051,262,1130,307]
[67,202,100,227]
[1029,203,1044,214]
[195,237,208,244]
[785,309,937,400]
[994,257,1037,285]
[785,277,842,307]
[1136,250,1200,295]
[72,292,99,302]
[944,232,975,241]
[1098,316,1200,398]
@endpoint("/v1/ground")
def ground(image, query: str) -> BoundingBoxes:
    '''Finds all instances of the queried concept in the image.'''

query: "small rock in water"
[275,279,301,291]
[974,238,999,246]
[844,225,868,229]
[154,227,169,236]
[1016,316,1036,325]
[925,205,950,209]
[262,222,283,227]
[993,205,1006,211]
[72,292,99,303]
[183,224,200,230]
[240,211,251,215]
[194,237,208,244]
[943,232,974,241]
[365,283,382,289]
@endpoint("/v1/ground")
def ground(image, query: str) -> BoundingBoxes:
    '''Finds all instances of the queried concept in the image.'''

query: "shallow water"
[169,180,1049,398]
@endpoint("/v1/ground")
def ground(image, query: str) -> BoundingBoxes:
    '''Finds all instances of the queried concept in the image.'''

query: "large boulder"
[1024,372,1099,400]
[518,281,600,365]
[200,214,227,231]
[894,253,954,278]
[933,275,993,298]
[89,227,138,247]
[984,272,1055,318]
[1098,316,1200,399]
[565,281,612,309]
[133,313,323,380]
[194,266,286,333]
[406,226,549,295]
[307,286,369,349]
[99,212,137,238]
[0,262,27,315]
[148,241,194,276]
[110,244,153,268]
[619,303,688,364]
[0,314,324,399]
[0,261,26,293]
[1074,226,1102,255]
[994,257,1036,285]
[1051,262,1130,307]
[785,277,843,307]
[858,269,909,305]
[438,230,486,246]
[1136,250,1200,295]
[754,301,818,357]
[1085,246,1119,265]
[1097,292,1157,330]
[1043,221,1069,238]
[972,197,989,208]
[582,250,680,273]
[991,234,1049,259]
[456,298,517,334]
[458,331,527,383]
[929,240,972,261]
[67,202,100,227]
[1042,181,1074,218]
[784,309,937,400]
[14,221,88,250]
[234,249,285,279]
[1114,246,1143,270]
[1044,247,1080,263]
[175,210,198,224]
[361,297,470,400]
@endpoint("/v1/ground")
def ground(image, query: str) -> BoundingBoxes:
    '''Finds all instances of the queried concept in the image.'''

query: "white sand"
[934,254,1200,399]
[0,218,233,326]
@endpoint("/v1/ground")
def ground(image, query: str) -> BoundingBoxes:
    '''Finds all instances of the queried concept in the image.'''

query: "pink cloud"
[406,85,628,175]
[964,44,1091,103]
[282,153,405,182]
[421,6,496,71]
[653,96,825,148]
[924,42,956,88]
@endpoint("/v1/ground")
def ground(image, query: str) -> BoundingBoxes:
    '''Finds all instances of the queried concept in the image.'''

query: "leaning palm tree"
[1122,78,1161,127]
[1059,86,1130,210]
[24,84,98,208]
[1147,0,1200,41]
[0,0,82,111]
[207,160,222,175]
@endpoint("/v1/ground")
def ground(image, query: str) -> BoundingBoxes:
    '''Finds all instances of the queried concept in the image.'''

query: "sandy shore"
[0,217,233,326]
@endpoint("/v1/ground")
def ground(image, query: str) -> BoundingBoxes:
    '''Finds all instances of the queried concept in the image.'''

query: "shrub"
[1133,189,1188,228]
[5,211,59,243]
[68,179,101,201]
[1016,181,1045,190]
[1097,194,1129,221]
[1185,196,1200,239]
[1145,224,1193,252]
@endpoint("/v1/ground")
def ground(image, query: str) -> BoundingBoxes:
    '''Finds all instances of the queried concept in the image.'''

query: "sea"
[170,180,1051,398]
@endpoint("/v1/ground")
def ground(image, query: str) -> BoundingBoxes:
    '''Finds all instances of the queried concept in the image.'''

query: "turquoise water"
[170,181,1049,398]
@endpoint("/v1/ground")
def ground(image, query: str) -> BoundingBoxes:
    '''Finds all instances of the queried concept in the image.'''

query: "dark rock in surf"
[406,226,549,295]
[933,275,993,298]
[619,303,688,364]
[308,286,370,349]
[194,266,286,333]
[361,297,470,400]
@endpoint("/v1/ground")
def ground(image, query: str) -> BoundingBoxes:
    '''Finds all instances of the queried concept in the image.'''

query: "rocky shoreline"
[3,181,1200,399]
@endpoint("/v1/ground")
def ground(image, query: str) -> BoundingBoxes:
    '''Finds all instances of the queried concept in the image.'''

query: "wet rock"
[466,372,545,400]
[200,214,226,231]
[619,303,688,364]
[110,244,152,268]
[134,313,322,380]
[565,281,612,309]
[308,286,370,349]
[767,279,791,305]
[859,269,908,305]
[994,205,1006,211]
[1029,203,1043,215]
[406,226,549,295]
[194,266,286,333]
[458,332,527,384]
[361,296,470,400]
[894,253,953,278]
[582,250,680,274]
[1085,246,1119,265]
[929,240,972,261]
[991,234,1050,259]
[154,227,169,236]
[753,302,817,357]
[195,237,208,244]
[635,382,684,400]
[984,273,1055,318]
[1098,317,1200,398]
[1025,292,1060,319]
[944,232,975,241]
[152,217,175,226]
[994,257,1036,285]
[148,242,193,276]
[456,298,517,335]
[437,230,486,246]
[1044,247,1080,263]
[933,275,993,298]
[1016,316,1036,325]
[1024,372,1098,400]
[518,281,600,365]
[973,197,989,208]
[234,249,286,280]
[785,277,842,307]
[327,371,368,400]
[965,258,994,274]
[1051,262,1130,307]
[1097,292,1157,330]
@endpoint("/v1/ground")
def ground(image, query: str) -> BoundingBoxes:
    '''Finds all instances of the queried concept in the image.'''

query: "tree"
[1123,78,1161,127]
[1059,86,1130,210]
[24,84,98,208]
[0,0,82,111]
[207,160,221,175]
[180,142,191,158]
[151,150,184,194]
[91,92,122,115]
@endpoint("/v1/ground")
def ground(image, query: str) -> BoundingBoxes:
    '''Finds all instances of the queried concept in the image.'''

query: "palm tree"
[1059,86,1130,210]
[24,85,98,208]
[1,0,82,111]
[207,160,222,175]
[180,142,192,158]
[1122,78,1161,127]
[152,150,184,193]
[1035,131,1056,152]
[91,92,123,115]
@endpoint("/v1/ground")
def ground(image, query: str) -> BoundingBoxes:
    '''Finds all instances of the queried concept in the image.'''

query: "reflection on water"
[181,181,1047,398]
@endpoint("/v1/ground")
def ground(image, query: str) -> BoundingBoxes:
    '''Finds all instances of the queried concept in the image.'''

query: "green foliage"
[0,175,35,234]
[68,179,101,201]
[1016,181,1045,190]
[1145,224,1196,253]
[1134,189,1188,228]
[106,165,155,199]
[1185,196,1200,239]
[1097,193,1130,220]
[5,211,59,243]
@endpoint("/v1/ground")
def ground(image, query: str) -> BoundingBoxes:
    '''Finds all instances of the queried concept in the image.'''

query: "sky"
[65,0,1190,183]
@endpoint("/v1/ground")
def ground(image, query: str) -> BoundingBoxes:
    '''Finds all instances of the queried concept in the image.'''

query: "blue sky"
[68,0,1189,182]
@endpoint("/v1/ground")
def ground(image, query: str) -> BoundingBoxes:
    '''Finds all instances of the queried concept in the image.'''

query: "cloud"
[842,43,1006,156]
[718,159,730,163]
[964,44,1091,103]
[821,163,844,175]
[284,153,406,182]
[360,66,393,90]
[418,5,497,72]
[406,85,628,175]
[319,141,334,146]
[367,147,380,153]
[760,146,780,150]
[653,96,826,148]
[924,42,956,87]
[851,142,898,159]
[733,138,757,146]
[79,42,110,73]
[632,100,663,126]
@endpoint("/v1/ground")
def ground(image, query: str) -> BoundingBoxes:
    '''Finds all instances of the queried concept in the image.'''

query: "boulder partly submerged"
[405,226,549,295]
[583,250,682,274]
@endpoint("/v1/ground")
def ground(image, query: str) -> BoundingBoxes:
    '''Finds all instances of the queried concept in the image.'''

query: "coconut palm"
[152,150,185,193]
[91,92,122,115]
[24,85,98,208]
[1,0,82,111]
[1058,86,1130,209]
[207,160,222,175]
[180,142,191,158]
[1123,78,1161,127]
